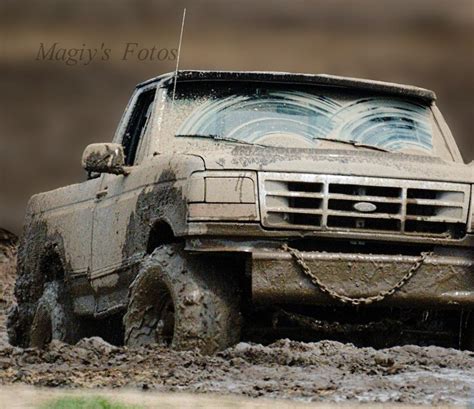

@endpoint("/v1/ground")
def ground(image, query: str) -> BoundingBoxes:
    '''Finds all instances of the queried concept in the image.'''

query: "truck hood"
[192,146,473,184]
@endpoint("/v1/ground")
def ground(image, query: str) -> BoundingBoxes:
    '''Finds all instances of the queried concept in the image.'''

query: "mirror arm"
[111,166,130,176]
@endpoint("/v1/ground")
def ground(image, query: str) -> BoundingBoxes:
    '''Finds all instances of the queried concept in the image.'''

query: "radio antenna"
[171,8,186,105]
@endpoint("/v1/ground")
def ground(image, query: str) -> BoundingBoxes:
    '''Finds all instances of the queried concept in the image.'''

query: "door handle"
[96,188,108,199]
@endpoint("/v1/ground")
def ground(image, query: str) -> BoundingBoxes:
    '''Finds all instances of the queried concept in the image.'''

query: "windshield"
[162,81,447,156]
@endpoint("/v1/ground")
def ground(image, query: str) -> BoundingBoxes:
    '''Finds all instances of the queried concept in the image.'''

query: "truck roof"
[138,70,436,102]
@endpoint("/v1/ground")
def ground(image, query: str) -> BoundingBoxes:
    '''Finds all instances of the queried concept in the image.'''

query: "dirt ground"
[1,242,474,406]
[1,337,474,405]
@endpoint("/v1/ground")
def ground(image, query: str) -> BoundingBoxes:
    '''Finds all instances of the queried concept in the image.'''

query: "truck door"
[90,86,156,300]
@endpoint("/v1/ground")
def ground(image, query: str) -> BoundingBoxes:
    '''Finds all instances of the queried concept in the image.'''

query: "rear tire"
[29,281,80,348]
[123,244,241,354]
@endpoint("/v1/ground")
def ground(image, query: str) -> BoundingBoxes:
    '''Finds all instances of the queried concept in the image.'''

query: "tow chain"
[281,244,432,306]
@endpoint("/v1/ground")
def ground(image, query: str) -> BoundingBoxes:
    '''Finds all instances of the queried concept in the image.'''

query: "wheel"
[29,281,80,348]
[123,244,241,354]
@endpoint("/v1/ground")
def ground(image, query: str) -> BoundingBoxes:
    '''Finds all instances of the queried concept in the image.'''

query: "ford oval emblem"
[353,202,377,213]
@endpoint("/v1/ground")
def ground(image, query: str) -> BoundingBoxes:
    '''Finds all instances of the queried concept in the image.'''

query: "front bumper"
[186,222,474,248]
[251,248,474,308]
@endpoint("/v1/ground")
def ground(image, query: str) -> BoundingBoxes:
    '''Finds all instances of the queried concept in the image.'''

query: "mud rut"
[0,242,473,405]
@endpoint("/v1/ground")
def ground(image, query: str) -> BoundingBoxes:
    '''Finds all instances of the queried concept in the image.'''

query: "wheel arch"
[10,218,71,347]
[146,218,180,254]
[39,242,66,283]
[15,218,70,304]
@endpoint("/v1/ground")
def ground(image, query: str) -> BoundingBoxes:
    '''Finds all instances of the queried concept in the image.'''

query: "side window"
[122,88,156,166]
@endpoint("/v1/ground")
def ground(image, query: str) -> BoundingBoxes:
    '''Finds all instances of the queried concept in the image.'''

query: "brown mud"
[1,242,473,405]
[0,338,473,405]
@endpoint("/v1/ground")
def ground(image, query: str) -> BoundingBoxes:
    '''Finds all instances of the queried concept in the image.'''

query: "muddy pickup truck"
[8,71,474,352]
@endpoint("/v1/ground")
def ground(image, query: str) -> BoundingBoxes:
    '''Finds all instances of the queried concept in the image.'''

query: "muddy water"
[0,338,473,405]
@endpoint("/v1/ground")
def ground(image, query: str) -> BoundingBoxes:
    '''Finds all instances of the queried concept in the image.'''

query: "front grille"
[259,173,470,238]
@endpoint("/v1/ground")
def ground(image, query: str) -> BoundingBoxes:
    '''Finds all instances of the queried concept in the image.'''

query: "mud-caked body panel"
[11,154,205,339]
[10,178,98,346]
[86,154,204,315]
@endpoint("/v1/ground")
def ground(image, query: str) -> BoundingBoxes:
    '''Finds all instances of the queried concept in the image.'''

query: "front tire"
[123,244,241,354]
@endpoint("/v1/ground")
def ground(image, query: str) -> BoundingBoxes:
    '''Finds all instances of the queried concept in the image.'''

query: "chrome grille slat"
[327,210,402,220]
[267,207,324,215]
[268,191,325,199]
[404,215,464,223]
[329,194,402,203]
[259,172,470,238]
[405,199,464,207]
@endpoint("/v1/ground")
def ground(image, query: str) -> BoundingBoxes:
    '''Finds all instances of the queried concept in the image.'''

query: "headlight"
[187,171,259,221]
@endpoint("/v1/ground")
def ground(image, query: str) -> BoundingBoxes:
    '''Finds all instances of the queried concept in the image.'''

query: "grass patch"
[41,396,143,409]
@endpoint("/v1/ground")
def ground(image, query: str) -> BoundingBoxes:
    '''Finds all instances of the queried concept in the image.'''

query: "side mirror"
[81,143,128,175]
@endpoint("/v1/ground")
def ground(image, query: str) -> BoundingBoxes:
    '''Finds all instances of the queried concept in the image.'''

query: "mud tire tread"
[123,244,241,354]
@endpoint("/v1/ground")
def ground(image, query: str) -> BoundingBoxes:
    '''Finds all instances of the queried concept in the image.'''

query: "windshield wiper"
[177,134,390,152]
[313,137,390,152]
[176,134,268,148]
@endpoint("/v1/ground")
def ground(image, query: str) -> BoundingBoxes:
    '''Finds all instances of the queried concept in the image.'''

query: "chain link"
[281,244,432,306]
